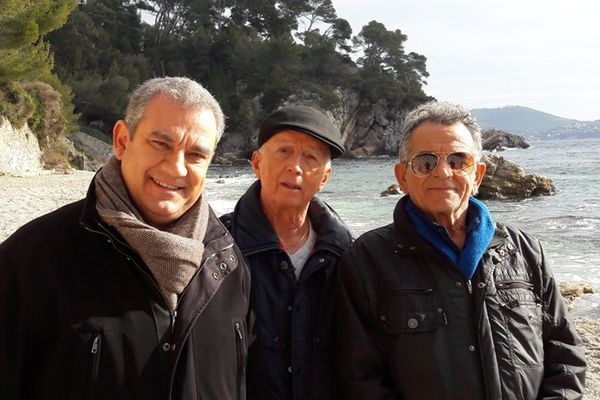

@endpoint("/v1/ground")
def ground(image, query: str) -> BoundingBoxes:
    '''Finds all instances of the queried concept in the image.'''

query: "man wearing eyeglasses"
[334,101,586,400]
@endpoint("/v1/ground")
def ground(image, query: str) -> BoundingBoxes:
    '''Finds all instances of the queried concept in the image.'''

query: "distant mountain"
[470,106,574,134]
[470,106,599,139]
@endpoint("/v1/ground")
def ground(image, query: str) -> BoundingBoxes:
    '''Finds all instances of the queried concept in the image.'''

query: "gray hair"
[398,101,482,162]
[124,77,225,143]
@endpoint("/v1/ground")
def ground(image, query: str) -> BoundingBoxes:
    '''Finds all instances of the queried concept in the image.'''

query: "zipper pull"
[170,310,177,333]
[91,335,100,354]
[467,280,473,294]
[234,321,243,340]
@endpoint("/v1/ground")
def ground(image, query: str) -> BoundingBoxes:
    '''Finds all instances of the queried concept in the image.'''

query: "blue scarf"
[406,197,495,279]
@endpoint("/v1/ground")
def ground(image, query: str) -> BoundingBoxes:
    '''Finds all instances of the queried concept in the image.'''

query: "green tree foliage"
[0,0,77,82]
[48,0,149,137]
[48,0,431,141]
[0,0,77,141]
[353,20,430,107]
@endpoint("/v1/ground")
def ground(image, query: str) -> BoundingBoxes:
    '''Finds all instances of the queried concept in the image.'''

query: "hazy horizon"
[332,0,600,121]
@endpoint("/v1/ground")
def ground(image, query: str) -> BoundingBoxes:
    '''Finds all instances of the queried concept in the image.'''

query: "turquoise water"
[205,138,600,316]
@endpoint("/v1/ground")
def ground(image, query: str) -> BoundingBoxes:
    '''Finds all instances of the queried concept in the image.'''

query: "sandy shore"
[0,171,598,396]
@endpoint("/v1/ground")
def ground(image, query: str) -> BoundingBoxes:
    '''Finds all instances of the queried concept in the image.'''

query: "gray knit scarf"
[94,156,209,311]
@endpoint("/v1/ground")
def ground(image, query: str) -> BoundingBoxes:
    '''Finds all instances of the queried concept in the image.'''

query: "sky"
[330,0,600,121]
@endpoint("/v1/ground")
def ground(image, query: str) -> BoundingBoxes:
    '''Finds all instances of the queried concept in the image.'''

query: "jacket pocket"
[234,321,247,400]
[496,281,543,366]
[70,330,102,400]
[378,288,447,334]
[89,332,102,400]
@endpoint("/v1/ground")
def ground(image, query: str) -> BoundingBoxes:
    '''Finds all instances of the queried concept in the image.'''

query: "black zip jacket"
[335,196,586,400]
[0,182,250,400]
[220,181,352,400]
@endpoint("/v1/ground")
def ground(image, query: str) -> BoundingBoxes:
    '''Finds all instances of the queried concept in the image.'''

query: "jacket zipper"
[496,281,534,290]
[234,321,244,400]
[168,310,178,351]
[389,287,434,295]
[90,333,102,399]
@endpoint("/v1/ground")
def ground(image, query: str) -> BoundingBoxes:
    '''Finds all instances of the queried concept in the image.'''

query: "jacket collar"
[392,195,509,254]
[230,180,352,256]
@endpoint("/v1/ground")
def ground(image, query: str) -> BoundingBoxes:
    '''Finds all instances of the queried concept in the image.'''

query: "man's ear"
[251,150,261,179]
[473,162,487,194]
[113,120,130,160]
[394,162,409,193]
[318,164,332,190]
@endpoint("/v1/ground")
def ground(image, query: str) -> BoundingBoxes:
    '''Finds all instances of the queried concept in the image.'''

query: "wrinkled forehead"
[261,129,331,154]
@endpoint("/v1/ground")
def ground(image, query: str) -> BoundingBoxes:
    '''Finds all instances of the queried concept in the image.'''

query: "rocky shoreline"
[0,170,597,396]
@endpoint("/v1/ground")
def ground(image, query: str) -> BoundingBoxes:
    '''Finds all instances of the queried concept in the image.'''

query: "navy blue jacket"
[221,181,352,400]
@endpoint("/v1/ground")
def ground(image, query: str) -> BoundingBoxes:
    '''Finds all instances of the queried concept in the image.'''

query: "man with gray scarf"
[0,77,250,400]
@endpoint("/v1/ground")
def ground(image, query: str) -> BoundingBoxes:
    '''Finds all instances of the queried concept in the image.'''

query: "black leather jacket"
[335,196,586,400]
[221,181,352,400]
[0,182,250,400]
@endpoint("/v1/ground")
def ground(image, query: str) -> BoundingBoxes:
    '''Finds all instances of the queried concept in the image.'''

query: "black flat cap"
[258,105,345,158]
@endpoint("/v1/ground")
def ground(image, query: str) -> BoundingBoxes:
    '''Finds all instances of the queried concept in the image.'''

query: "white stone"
[0,117,43,176]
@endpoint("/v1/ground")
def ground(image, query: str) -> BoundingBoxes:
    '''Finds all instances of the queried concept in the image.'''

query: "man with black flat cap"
[221,105,352,400]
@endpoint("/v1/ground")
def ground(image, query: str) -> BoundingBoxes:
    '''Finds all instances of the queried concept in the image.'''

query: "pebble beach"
[0,170,598,397]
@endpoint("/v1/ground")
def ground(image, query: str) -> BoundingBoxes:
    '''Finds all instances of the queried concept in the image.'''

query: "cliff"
[215,90,406,161]
[0,116,112,176]
[0,117,43,176]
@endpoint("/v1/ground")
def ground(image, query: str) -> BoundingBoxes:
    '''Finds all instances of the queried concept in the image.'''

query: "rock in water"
[482,128,530,151]
[380,184,403,197]
[478,154,556,199]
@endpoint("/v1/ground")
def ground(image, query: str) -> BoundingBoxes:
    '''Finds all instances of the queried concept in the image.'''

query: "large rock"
[69,131,113,171]
[215,131,255,163]
[0,117,43,176]
[558,282,595,311]
[380,184,403,197]
[339,95,403,157]
[478,154,556,199]
[283,89,403,158]
[482,128,529,151]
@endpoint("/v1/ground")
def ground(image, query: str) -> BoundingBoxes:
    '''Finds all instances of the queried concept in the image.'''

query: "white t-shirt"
[287,225,316,280]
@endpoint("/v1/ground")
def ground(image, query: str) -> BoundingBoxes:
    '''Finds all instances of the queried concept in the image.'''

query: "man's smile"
[151,177,183,191]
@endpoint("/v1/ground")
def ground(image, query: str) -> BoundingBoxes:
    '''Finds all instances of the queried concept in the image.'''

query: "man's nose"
[432,156,453,178]
[164,151,188,177]
[286,154,303,175]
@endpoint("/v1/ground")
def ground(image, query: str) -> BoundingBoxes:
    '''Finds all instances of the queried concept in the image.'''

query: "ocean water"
[205,138,600,317]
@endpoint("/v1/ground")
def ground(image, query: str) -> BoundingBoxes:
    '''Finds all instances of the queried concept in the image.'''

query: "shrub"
[21,81,65,145]
[0,80,72,169]
[0,80,36,128]
[40,137,71,169]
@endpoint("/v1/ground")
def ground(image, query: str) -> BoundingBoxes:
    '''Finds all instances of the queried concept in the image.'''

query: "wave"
[542,216,600,231]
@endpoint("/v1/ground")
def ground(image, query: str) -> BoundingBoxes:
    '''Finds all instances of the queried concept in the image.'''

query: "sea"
[204,138,600,317]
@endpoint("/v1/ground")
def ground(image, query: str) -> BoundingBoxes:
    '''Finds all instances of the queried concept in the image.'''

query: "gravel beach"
[0,170,598,397]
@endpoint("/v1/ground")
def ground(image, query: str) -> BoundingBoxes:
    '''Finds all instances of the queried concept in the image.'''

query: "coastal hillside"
[471,106,600,139]
[471,106,573,134]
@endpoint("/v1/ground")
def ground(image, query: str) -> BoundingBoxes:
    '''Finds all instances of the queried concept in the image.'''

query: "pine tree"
[0,0,77,81]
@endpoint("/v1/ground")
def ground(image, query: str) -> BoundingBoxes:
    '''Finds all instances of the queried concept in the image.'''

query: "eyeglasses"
[407,152,476,177]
